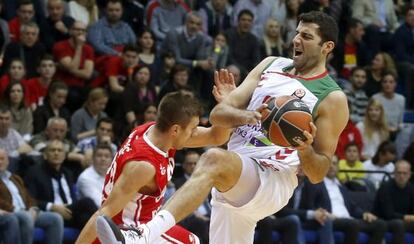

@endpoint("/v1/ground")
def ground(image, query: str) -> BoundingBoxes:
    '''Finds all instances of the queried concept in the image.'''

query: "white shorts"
[209,154,298,244]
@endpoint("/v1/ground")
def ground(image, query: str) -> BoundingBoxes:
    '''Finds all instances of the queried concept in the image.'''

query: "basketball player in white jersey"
[97,11,349,244]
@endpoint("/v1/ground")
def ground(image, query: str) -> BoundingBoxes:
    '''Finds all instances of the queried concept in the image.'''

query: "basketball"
[261,95,312,147]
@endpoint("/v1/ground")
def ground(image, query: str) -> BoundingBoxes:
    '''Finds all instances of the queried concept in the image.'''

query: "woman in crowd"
[364,52,397,97]
[209,32,229,70]
[158,64,191,103]
[0,59,26,98]
[3,81,33,138]
[137,28,161,86]
[364,141,396,188]
[71,87,108,142]
[260,19,287,59]
[356,99,390,160]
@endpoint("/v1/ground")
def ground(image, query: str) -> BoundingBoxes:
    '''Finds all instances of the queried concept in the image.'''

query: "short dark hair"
[298,11,338,45]
[47,81,68,100]
[123,44,139,54]
[169,64,189,83]
[382,71,398,81]
[18,0,33,8]
[93,143,114,157]
[345,141,359,151]
[0,103,10,114]
[347,18,363,32]
[350,66,366,76]
[96,117,114,129]
[156,92,203,132]
[107,0,122,6]
[237,9,254,21]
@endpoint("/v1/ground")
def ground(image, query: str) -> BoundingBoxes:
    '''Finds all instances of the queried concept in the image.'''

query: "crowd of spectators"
[0,0,414,243]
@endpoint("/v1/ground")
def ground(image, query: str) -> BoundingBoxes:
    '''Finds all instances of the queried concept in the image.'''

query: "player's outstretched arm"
[296,91,349,183]
[210,57,277,128]
[75,161,156,244]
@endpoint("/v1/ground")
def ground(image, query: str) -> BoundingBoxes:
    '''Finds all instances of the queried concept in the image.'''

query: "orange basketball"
[261,95,312,147]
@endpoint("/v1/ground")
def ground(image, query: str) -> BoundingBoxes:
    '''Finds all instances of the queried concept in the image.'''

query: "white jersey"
[227,57,341,165]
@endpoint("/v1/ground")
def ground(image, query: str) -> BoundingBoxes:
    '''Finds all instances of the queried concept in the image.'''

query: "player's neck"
[292,64,326,79]
[147,126,172,153]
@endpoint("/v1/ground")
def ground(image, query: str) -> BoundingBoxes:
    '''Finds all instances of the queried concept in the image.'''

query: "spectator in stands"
[0,208,20,243]
[324,158,387,244]
[393,6,414,109]
[40,0,75,51]
[364,140,396,189]
[0,59,26,99]
[68,0,99,26]
[344,67,369,124]
[122,65,156,125]
[331,18,369,79]
[158,51,176,86]
[121,0,145,36]
[276,170,334,244]
[364,52,397,97]
[33,81,70,134]
[3,82,32,138]
[225,9,260,76]
[25,139,97,229]
[335,111,363,160]
[162,12,213,93]
[199,0,232,37]
[30,117,86,168]
[259,19,287,60]
[172,150,210,243]
[158,64,191,102]
[139,103,157,125]
[3,22,46,78]
[145,0,189,42]
[76,117,117,164]
[0,1,10,64]
[372,72,405,139]
[232,0,271,38]
[24,55,56,110]
[77,144,112,208]
[0,148,64,244]
[0,105,33,159]
[352,0,399,54]
[356,99,389,160]
[209,32,229,70]
[71,88,108,142]
[281,0,300,47]
[87,0,136,56]
[53,20,94,112]
[337,142,365,183]
[137,28,161,85]
[8,0,35,42]
[373,160,414,243]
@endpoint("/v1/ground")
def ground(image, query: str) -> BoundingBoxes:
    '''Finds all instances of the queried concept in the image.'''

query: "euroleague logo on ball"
[292,89,306,99]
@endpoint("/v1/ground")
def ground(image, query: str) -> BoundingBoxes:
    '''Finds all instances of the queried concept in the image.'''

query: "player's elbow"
[307,174,324,184]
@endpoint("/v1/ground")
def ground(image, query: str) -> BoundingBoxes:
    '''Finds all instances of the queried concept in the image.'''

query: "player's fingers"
[256,103,268,113]
[303,130,313,144]
[228,72,235,85]
[214,70,219,85]
[310,122,317,137]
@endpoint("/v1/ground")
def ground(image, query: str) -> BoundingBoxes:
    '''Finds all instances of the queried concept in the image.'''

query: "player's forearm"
[75,212,99,244]
[210,103,252,128]
[298,147,330,184]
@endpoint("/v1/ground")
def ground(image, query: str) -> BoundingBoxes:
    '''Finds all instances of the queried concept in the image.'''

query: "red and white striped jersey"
[101,122,175,226]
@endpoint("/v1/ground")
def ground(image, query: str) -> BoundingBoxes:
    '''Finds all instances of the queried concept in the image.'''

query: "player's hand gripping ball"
[260,95,312,147]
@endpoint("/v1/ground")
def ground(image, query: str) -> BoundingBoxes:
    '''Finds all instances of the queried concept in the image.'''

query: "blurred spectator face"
[406,9,414,28]
[39,59,56,79]
[164,56,175,69]
[394,161,412,188]
[93,148,112,176]
[134,67,150,87]
[211,0,227,12]
[122,51,139,68]
[143,105,157,123]
[106,2,123,23]
[345,145,359,163]
[351,69,367,89]
[238,13,253,33]
[327,156,339,179]
[89,97,108,115]
[43,140,65,166]
[139,31,154,51]
[367,104,382,122]
[18,3,35,23]
[0,110,12,134]
[47,0,64,22]
[349,22,365,42]
[0,149,9,172]
[379,150,396,166]
[371,54,384,71]
[286,0,300,13]
[173,70,189,87]
[186,14,202,36]
[21,26,39,47]
[9,60,26,81]
[46,120,68,140]
[9,83,24,106]
[381,74,397,94]
[69,21,87,40]
[265,19,281,38]
[183,152,200,175]
[214,33,226,48]
[50,88,68,109]
[96,122,113,143]
[227,65,241,85]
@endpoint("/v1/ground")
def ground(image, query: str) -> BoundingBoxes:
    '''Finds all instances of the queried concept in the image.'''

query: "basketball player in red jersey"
[75,88,246,243]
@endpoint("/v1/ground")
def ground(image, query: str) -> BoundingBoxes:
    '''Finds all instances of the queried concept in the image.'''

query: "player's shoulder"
[260,56,293,73]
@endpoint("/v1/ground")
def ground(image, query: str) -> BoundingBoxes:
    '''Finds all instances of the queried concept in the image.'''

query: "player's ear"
[322,41,334,55]
[170,124,180,137]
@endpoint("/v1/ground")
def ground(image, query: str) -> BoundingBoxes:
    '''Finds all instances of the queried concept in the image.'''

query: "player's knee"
[195,148,226,177]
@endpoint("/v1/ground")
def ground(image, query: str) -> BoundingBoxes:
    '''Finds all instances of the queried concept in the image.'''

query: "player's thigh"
[159,225,200,244]
[196,148,243,192]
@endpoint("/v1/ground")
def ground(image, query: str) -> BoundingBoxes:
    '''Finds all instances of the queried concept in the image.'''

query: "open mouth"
[294,50,303,58]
